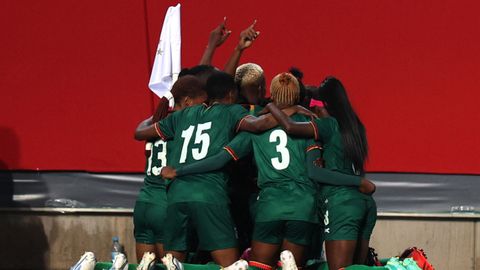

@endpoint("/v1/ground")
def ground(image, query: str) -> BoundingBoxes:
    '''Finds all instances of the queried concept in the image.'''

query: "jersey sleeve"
[223,132,253,161]
[176,151,232,177]
[305,138,321,153]
[155,111,178,140]
[227,104,249,132]
[311,117,337,142]
[306,149,361,186]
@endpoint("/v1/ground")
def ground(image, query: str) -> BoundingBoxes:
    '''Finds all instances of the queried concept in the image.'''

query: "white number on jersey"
[179,122,212,164]
[192,122,212,160]
[146,140,167,176]
[180,126,195,163]
[323,210,330,226]
[269,129,290,170]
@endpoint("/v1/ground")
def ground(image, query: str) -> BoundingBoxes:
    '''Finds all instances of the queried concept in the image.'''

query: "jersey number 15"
[179,122,212,163]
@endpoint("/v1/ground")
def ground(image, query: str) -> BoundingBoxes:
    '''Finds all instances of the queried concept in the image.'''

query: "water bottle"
[111,236,123,262]
[450,205,475,214]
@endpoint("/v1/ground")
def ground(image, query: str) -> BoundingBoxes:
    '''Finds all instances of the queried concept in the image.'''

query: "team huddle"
[133,19,377,270]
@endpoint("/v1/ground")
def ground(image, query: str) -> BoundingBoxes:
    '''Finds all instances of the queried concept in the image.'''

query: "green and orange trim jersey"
[310,117,357,175]
[223,132,254,161]
[310,117,368,203]
[136,139,169,204]
[226,104,264,159]
[154,103,249,204]
[226,114,320,223]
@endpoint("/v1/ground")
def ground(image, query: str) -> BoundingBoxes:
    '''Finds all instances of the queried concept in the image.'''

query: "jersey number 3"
[270,130,290,170]
[179,122,212,163]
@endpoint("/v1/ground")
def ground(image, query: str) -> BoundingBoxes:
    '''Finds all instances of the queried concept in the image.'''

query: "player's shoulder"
[291,113,313,122]
[166,104,204,123]
[219,103,249,115]
[312,116,339,134]
[225,103,246,110]
[313,116,338,125]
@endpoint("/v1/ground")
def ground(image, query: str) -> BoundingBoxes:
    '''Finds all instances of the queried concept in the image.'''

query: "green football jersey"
[156,103,248,204]
[312,117,368,203]
[227,114,319,222]
[253,114,317,189]
[136,140,168,204]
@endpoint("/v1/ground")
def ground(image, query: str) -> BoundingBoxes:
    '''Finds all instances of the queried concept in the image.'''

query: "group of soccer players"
[132,19,377,270]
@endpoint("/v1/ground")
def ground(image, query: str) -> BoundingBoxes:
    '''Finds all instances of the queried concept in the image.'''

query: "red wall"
[1,0,479,174]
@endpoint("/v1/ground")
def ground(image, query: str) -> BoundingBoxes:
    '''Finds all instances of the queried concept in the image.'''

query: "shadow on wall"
[0,127,49,269]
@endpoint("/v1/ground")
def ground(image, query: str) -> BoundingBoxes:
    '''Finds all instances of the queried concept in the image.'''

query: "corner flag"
[148,3,181,108]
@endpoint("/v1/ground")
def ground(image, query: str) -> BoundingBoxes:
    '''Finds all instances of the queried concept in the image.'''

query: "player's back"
[313,116,365,201]
[162,103,248,204]
[251,114,315,189]
[138,139,168,201]
[250,113,318,223]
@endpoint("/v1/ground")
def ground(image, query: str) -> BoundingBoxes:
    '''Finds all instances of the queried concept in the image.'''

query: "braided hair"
[270,72,300,106]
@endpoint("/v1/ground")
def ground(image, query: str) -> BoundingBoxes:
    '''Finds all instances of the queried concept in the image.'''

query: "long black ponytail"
[317,76,368,174]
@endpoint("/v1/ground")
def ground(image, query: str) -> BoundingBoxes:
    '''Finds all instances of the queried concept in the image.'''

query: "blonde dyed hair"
[270,72,300,106]
[235,63,264,88]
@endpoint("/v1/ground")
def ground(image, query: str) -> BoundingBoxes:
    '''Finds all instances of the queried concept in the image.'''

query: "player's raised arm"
[199,17,232,66]
[224,20,260,76]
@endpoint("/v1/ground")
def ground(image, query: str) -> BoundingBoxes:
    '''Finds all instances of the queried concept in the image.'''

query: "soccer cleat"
[385,257,407,270]
[137,252,156,270]
[280,250,298,270]
[223,259,249,270]
[402,258,422,270]
[399,247,434,270]
[70,251,96,270]
[161,253,184,270]
[110,253,128,270]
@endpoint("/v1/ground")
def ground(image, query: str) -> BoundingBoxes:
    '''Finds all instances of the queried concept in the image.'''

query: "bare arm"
[237,106,297,133]
[264,103,317,138]
[237,114,277,133]
[223,20,260,76]
[199,17,231,65]
[134,117,160,141]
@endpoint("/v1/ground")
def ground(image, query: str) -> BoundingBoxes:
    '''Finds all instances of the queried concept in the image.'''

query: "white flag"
[148,3,181,108]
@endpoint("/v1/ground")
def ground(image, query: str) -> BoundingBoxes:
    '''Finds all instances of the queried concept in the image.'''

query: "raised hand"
[208,17,232,48]
[237,20,260,50]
